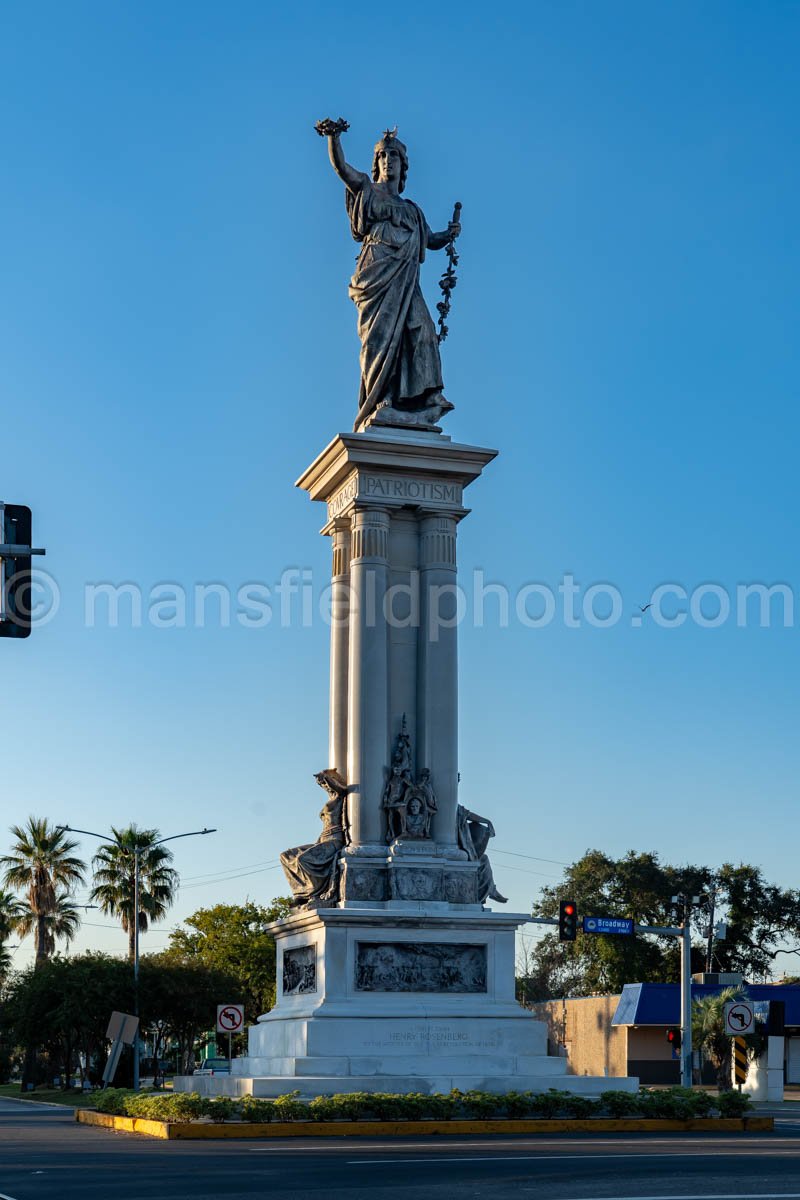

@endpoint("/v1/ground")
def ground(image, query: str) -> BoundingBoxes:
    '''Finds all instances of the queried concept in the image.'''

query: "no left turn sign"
[216,1003,245,1034]
[724,1000,754,1036]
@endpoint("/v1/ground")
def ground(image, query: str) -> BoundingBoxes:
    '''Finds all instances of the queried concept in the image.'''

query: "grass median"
[0,1083,96,1109]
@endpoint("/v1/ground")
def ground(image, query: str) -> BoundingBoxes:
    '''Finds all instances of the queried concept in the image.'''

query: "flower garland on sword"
[437,201,462,343]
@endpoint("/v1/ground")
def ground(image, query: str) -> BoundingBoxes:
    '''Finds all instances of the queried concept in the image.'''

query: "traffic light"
[0,503,45,639]
[666,1027,682,1050]
[558,899,578,942]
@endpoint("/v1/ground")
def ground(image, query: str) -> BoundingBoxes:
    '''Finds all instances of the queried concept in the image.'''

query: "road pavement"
[3,1096,800,1200]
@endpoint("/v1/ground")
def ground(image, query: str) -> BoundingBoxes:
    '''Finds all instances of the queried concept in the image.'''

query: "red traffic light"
[558,899,578,942]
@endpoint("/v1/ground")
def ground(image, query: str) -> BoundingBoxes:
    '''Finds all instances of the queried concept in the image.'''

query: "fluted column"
[328,520,350,778]
[417,513,460,852]
[346,507,390,848]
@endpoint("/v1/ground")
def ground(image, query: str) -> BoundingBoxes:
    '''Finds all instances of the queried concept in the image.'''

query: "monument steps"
[188,1070,631,1100]
[231,1053,569,1078]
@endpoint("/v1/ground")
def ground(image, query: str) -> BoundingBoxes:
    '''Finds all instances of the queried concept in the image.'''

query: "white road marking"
[0,1192,21,1199]
[248,1136,786,1154]
[346,1153,700,1165]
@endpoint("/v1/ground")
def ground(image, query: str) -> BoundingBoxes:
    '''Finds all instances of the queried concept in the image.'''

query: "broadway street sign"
[582,916,634,936]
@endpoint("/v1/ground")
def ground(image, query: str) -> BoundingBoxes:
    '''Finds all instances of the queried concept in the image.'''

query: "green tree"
[0,817,86,966]
[90,826,179,960]
[530,850,712,997]
[165,899,291,1018]
[139,954,241,1075]
[527,849,800,999]
[0,953,239,1087]
[713,863,800,980]
[0,954,133,1087]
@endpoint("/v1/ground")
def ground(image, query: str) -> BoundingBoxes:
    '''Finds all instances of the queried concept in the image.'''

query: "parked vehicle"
[194,1056,231,1076]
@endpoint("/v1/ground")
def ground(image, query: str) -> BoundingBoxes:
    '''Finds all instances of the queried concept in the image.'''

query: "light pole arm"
[58,825,108,841]
[154,828,217,848]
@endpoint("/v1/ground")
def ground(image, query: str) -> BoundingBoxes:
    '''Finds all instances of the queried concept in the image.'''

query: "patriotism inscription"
[327,473,463,521]
[355,941,487,993]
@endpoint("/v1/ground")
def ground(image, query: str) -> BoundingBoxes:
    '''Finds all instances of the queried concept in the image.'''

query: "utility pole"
[670,891,708,1088]
[133,846,141,1092]
[705,883,718,973]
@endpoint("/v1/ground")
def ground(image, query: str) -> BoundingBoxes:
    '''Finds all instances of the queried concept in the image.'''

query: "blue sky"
[1,2,798,971]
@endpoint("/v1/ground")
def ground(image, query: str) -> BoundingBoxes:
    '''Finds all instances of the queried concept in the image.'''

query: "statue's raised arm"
[315,117,365,194]
[313,119,458,434]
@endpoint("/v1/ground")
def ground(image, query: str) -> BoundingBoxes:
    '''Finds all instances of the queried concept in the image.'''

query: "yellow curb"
[75,1110,773,1140]
[77,1111,173,1139]
[744,1116,775,1131]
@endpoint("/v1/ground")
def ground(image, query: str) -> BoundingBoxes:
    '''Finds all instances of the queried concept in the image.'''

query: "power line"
[494,849,569,867]
[179,864,281,890]
[180,858,279,883]
[497,863,562,879]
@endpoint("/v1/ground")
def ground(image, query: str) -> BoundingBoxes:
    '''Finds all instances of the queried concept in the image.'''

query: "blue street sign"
[582,916,634,936]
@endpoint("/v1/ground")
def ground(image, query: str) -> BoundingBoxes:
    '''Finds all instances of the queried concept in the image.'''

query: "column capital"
[350,507,390,563]
[419,512,458,570]
[330,521,351,579]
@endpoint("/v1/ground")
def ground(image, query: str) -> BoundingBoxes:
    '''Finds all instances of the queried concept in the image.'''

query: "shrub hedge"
[90,1085,753,1123]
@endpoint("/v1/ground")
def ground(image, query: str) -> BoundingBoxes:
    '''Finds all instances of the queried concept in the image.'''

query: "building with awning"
[533,981,800,1084]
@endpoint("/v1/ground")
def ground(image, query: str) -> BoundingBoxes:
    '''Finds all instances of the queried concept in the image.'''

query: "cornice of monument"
[295,429,498,504]
[264,905,533,938]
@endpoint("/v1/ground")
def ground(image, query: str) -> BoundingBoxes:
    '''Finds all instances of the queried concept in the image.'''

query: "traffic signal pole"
[680,902,693,1089]
[0,502,46,638]
[526,902,697,1088]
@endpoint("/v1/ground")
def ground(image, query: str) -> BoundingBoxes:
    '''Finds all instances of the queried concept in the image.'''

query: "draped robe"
[280,795,345,904]
[346,175,444,428]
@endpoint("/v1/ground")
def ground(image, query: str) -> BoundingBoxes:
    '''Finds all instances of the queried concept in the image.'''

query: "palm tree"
[692,984,748,1090]
[0,888,23,939]
[90,826,179,960]
[14,889,81,958]
[0,889,23,979]
[0,818,86,966]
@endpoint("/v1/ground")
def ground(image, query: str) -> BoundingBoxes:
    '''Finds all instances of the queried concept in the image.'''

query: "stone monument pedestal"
[176,425,636,1099]
[184,903,633,1097]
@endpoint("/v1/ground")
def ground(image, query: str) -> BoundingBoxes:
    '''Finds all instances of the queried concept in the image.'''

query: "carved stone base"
[174,905,638,1100]
[338,850,480,905]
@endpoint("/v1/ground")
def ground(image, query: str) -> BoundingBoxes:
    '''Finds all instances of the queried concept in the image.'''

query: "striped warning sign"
[733,1035,748,1085]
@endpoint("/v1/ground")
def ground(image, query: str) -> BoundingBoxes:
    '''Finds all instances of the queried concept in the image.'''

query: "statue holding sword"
[315,118,462,432]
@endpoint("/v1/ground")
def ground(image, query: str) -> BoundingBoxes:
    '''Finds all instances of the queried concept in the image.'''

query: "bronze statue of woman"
[280,769,352,906]
[316,119,461,432]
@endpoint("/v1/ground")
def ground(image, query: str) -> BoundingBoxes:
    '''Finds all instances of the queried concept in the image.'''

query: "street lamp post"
[59,824,216,1090]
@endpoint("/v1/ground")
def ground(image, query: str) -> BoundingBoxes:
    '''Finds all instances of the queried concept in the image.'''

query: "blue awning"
[612,982,800,1026]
